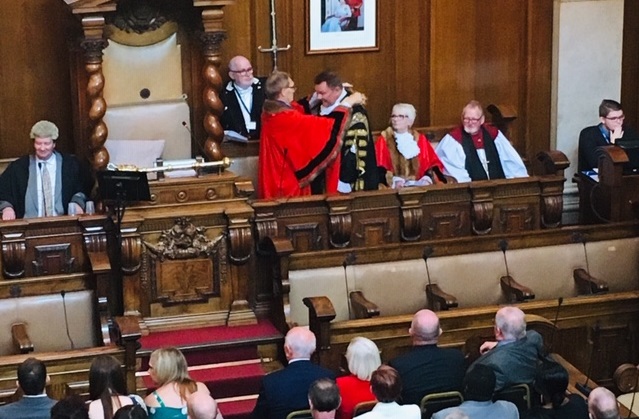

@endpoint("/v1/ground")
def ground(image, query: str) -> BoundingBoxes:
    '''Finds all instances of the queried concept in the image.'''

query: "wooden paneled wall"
[1,0,638,163]
[221,0,554,159]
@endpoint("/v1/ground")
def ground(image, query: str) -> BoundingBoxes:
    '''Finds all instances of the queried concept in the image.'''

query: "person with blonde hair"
[336,337,381,419]
[375,103,447,188]
[144,347,209,419]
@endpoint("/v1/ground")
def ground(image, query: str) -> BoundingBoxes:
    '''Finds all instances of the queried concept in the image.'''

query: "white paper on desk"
[224,130,249,143]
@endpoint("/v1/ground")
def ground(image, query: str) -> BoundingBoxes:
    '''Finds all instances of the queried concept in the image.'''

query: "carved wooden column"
[470,185,494,235]
[80,16,109,171]
[226,208,257,325]
[199,7,228,162]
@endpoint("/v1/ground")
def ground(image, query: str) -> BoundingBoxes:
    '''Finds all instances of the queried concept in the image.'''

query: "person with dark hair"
[88,355,146,419]
[51,395,89,419]
[308,378,341,419]
[113,405,148,419]
[221,55,266,139]
[0,120,90,220]
[357,365,419,418]
[0,357,57,419]
[468,306,544,391]
[522,360,588,419]
[388,309,466,405]
[436,100,528,182]
[433,364,518,419]
[258,71,365,199]
[578,99,639,171]
[298,70,378,193]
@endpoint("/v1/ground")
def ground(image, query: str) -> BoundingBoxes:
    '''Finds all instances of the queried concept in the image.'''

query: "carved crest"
[145,217,224,260]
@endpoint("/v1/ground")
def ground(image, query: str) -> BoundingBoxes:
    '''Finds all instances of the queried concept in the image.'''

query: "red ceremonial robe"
[258,100,350,199]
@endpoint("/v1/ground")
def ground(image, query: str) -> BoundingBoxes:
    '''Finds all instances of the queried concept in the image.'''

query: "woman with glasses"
[375,103,447,188]
[578,99,639,172]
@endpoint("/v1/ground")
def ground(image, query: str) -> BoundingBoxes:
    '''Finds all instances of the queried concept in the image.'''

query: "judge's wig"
[30,120,59,140]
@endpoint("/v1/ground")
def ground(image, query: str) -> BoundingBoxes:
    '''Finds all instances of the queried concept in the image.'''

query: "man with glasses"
[299,70,378,193]
[578,99,639,172]
[435,100,528,182]
[221,55,266,139]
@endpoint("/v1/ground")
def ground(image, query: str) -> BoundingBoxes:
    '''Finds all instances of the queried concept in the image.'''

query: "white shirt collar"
[320,88,348,115]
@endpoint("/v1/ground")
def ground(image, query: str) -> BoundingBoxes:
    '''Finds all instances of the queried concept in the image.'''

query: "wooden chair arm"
[500,275,535,302]
[573,268,609,295]
[426,284,459,311]
[349,291,380,319]
[533,150,570,177]
[303,296,336,352]
[11,323,33,354]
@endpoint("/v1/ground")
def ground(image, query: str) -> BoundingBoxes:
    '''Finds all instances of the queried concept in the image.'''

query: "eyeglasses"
[230,67,253,75]
[463,117,483,123]
[286,85,297,91]
[605,114,625,122]
[391,114,408,119]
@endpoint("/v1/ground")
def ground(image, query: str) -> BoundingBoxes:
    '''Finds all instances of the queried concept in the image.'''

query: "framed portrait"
[306,0,378,54]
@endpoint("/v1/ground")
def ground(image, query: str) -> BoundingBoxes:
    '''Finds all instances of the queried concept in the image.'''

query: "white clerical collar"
[320,89,348,115]
[395,131,420,159]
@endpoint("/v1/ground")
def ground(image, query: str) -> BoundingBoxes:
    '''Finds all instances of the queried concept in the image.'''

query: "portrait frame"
[306,0,379,55]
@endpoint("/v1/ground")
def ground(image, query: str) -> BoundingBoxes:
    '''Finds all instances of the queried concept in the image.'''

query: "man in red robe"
[258,71,365,199]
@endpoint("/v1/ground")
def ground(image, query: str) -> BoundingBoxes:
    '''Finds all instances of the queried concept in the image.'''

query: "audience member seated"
[357,365,420,419]
[258,71,364,199]
[51,395,90,419]
[113,405,148,419]
[0,358,57,419]
[298,70,378,193]
[388,309,465,406]
[436,100,528,182]
[588,387,621,419]
[187,391,223,419]
[578,99,639,172]
[468,306,544,391]
[0,120,90,220]
[375,103,447,188]
[442,409,469,419]
[88,355,146,419]
[522,359,588,419]
[433,364,518,419]
[336,337,381,419]
[144,347,210,419]
[251,327,336,419]
[308,378,341,419]
[221,55,266,140]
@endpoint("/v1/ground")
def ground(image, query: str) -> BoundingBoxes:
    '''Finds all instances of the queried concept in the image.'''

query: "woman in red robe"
[258,71,365,199]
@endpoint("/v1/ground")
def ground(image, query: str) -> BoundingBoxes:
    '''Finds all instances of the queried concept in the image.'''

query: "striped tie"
[41,162,53,216]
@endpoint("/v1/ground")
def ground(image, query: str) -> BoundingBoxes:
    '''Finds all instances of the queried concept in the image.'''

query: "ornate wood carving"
[285,223,323,253]
[425,211,465,239]
[541,195,563,228]
[2,239,26,279]
[354,218,392,246]
[329,214,352,248]
[499,206,534,232]
[471,189,494,235]
[228,225,252,264]
[400,205,423,242]
[32,244,75,276]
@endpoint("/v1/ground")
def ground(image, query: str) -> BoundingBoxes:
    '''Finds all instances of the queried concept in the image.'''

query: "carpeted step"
[217,395,258,419]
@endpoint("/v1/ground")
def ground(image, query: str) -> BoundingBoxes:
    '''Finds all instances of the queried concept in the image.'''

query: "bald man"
[187,391,223,419]
[221,55,266,139]
[251,327,335,419]
[468,306,544,391]
[388,309,466,406]
[588,387,621,419]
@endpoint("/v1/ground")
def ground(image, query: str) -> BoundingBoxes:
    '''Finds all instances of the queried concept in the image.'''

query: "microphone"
[499,239,515,303]
[343,252,356,319]
[60,290,76,350]
[422,246,435,310]
[576,322,600,396]
[547,297,563,354]
[278,148,288,198]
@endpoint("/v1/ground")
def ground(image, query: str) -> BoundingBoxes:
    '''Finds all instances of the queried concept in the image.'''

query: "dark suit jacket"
[578,124,639,171]
[251,360,335,419]
[0,395,58,419]
[221,78,267,139]
[469,330,544,391]
[388,344,466,406]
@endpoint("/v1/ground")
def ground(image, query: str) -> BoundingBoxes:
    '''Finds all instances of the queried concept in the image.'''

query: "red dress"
[336,374,375,419]
[258,100,350,199]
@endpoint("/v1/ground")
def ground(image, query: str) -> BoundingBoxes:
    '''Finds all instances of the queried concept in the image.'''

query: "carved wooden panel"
[498,205,535,233]
[32,243,75,276]
[152,258,218,305]
[285,223,322,253]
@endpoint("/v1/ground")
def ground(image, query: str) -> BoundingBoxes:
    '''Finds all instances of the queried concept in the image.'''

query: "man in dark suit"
[578,99,639,172]
[251,327,336,419]
[468,306,544,391]
[221,55,266,140]
[0,358,57,419]
[388,309,466,406]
